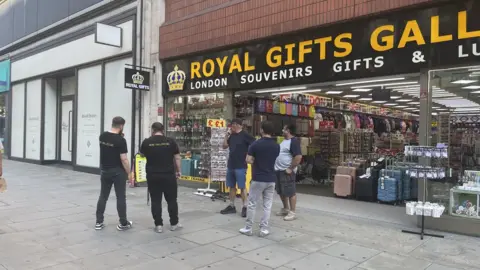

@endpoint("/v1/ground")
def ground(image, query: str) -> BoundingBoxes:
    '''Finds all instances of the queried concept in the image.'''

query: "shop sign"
[0,59,10,93]
[206,119,226,128]
[124,68,150,91]
[163,1,480,94]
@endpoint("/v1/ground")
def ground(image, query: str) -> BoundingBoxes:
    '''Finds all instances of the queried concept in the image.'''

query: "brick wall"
[159,0,437,60]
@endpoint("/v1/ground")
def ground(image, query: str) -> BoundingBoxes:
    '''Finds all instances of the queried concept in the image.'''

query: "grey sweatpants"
[245,181,275,229]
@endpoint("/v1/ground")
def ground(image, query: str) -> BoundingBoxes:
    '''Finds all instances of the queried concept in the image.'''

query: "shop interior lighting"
[390,96,401,99]
[384,103,397,106]
[462,85,480,89]
[359,98,372,101]
[271,89,322,95]
[335,77,405,86]
[454,107,480,112]
[434,98,480,108]
[468,67,480,71]
[343,94,359,98]
[326,91,343,94]
[397,99,413,102]
[396,105,408,108]
[471,90,480,94]
[451,79,478,84]
[436,108,448,111]
[372,101,387,103]
[408,102,420,105]
[386,84,420,89]
[352,88,372,92]
[255,86,307,94]
[351,81,418,89]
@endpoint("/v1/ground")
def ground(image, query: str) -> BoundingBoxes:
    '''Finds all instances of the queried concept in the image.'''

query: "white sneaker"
[276,208,289,216]
[154,225,163,233]
[239,227,253,236]
[170,224,183,231]
[284,211,296,221]
[259,228,270,237]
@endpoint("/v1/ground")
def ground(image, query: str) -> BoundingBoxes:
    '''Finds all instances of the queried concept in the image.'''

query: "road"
[0,160,478,270]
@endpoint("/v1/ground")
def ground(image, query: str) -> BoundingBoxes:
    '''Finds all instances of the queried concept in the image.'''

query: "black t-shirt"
[140,135,180,174]
[227,130,255,169]
[247,137,280,182]
[99,131,128,169]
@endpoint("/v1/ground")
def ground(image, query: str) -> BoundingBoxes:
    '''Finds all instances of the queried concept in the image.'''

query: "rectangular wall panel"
[25,79,42,160]
[11,83,25,158]
[76,65,102,168]
[44,78,57,160]
[104,58,133,164]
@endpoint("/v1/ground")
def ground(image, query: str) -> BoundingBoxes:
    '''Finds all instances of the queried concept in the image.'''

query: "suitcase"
[380,169,403,201]
[181,159,194,177]
[334,174,353,197]
[355,175,378,202]
[377,175,398,203]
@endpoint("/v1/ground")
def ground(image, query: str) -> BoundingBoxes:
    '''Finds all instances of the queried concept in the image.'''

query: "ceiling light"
[472,91,480,94]
[386,84,420,89]
[351,81,418,89]
[255,86,307,94]
[451,79,478,84]
[404,108,415,110]
[359,98,372,101]
[396,105,408,108]
[343,95,359,98]
[408,102,420,105]
[372,101,387,103]
[390,96,401,99]
[433,107,440,109]
[462,85,480,89]
[384,103,397,106]
[352,88,372,92]
[326,91,343,94]
[468,67,480,71]
[397,99,412,102]
[437,109,448,111]
[336,77,405,86]
[271,89,322,95]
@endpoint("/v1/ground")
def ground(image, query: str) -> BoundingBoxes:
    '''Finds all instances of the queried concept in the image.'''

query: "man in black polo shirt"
[140,122,182,233]
[96,116,133,231]
[221,119,255,217]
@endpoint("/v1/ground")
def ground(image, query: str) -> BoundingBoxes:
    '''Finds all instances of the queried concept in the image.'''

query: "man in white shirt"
[274,124,302,221]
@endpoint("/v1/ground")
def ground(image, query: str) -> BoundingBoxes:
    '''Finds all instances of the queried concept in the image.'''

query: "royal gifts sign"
[125,68,150,91]
[163,1,480,94]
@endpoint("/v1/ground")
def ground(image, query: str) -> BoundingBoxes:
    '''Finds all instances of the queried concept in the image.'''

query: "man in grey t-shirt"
[274,124,302,221]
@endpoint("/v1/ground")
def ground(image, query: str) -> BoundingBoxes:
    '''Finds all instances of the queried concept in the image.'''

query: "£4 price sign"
[207,119,226,128]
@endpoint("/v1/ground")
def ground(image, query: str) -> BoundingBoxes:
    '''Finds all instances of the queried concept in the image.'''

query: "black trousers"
[147,173,179,226]
[96,167,128,225]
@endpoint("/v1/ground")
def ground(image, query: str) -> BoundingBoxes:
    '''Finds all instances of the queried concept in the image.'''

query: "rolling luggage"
[355,168,380,202]
[334,166,356,197]
[380,169,403,201]
[377,175,399,203]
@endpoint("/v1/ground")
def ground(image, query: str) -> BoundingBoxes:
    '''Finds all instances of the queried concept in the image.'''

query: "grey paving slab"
[196,257,273,270]
[169,244,239,269]
[64,236,132,258]
[358,252,432,270]
[321,242,381,263]
[263,226,304,242]
[239,243,307,268]
[280,234,337,253]
[1,248,78,270]
[7,217,66,231]
[131,236,199,258]
[285,252,359,270]
[177,228,237,244]
[73,248,154,269]
[117,257,194,270]
[214,234,276,253]
[426,264,464,270]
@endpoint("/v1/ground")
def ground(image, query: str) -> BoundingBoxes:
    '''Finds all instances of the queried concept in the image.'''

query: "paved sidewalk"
[0,160,479,270]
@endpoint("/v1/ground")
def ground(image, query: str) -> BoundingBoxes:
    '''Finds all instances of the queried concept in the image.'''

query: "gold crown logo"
[132,72,144,84]
[167,65,186,91]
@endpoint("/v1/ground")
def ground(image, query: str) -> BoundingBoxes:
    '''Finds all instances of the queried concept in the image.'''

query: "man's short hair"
[151,122,164,133]
[231,118,243,126]
[285,124,296,135]
[112,116,125,128]
[261,121,275,135]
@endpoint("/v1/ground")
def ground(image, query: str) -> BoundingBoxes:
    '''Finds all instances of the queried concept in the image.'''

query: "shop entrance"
[60,97,73,163]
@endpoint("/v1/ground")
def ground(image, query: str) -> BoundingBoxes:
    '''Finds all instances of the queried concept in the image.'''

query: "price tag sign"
[207,119,226,128]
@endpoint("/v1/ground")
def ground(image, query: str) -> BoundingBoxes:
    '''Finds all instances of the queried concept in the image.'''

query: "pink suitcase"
[334,174,353,197]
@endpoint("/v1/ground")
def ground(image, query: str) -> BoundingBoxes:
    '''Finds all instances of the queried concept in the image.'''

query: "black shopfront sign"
[163,0,480,95]
[125,68,150,91]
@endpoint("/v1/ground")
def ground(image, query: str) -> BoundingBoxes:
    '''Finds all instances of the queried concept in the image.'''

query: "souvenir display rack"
[402,145,448,240]
[449,170,480,219]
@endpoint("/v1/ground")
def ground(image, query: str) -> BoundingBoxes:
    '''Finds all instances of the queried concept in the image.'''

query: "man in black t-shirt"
[95,116,133,231]
[140,122,182,233]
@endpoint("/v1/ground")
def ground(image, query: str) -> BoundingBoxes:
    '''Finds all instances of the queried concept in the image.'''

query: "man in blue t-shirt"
[274,124,303,221]
[221,119,255,217]
[239,121,280,237]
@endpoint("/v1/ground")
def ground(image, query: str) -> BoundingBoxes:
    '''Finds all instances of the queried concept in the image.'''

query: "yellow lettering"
[370,25,394,52]
[284,43,296,65]
[431,16,452,43]
[298,40,313,64]
[216,56,228,75]
[458,11,480,39]
[334,33,352,58]
[314,37,332,60]
[228,55,242,73]
[398,20,425,48]
[202,59,215,77]
[191,62,201,79]
[266,46,282,68]
[244,52,255,72]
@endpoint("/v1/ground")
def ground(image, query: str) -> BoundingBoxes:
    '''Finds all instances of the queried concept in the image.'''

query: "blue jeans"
[226,168,247,189]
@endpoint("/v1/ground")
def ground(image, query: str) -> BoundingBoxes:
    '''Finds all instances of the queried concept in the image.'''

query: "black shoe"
[95,223,105,230]
[241,206,247,218]
[220,205,236,215]
[117,221,133,231]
